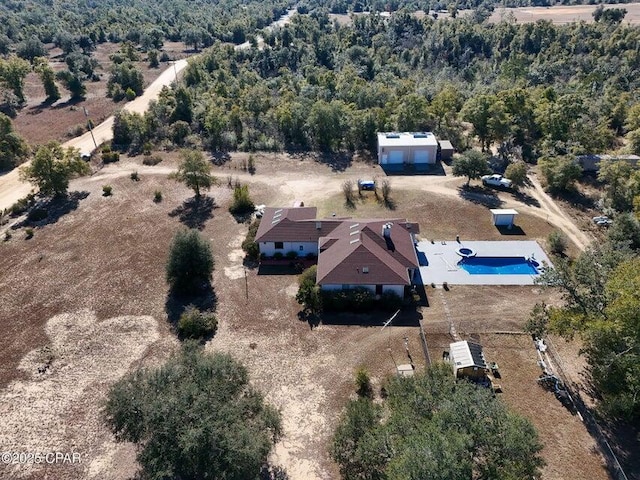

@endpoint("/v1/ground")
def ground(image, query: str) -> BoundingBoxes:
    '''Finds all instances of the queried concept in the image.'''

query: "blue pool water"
[459,257,539,275]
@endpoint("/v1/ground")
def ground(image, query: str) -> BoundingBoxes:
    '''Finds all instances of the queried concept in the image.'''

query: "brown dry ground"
[331,3,640,25]
[0,152,623,479]
[12,41,188,146]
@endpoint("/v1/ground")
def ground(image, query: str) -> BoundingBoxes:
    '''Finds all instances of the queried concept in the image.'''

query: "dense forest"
[0,0,290,49]
[109,10,640,164]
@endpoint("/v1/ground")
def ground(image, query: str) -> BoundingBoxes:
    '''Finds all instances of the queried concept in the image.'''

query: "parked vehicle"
[358,179,375,191]
[592,215,613,226]
[481,174,512,189]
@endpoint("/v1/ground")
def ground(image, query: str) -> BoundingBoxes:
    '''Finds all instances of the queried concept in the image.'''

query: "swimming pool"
[459,256,539,275]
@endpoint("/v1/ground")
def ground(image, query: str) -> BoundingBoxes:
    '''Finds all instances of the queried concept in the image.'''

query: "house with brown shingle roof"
[256,207,420,297]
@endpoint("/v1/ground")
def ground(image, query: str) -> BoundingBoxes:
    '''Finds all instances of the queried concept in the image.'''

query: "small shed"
[490,209,518,229]
[439,140,454,161]
[449,340,487,380]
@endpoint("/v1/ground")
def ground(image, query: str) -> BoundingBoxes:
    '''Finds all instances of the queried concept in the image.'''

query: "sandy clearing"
[76,161,592,252]
[488,2,640,24]
[208,323,342,480]
[0,310,160,479]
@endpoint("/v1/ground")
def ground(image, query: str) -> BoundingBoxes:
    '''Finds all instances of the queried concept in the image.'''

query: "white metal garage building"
[377,132,439,166]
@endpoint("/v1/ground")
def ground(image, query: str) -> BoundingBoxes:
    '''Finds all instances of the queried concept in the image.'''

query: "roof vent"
[316,221,322,230]
[350,238,360,245]
[362,267,369,273]
[413,133,429,138]
[386,133,400,139]
[382,222,392,238]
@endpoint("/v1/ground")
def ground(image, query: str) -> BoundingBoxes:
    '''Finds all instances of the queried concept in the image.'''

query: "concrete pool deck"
[416,240,552,286]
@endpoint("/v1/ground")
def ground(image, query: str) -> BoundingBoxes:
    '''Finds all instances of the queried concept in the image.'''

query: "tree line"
[104,12,640,164]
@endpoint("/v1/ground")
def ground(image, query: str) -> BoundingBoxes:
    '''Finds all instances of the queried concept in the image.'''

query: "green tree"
[538,155,582,194]
[307,100,347,152]
[332,364,544,480]
[461,95,509,152]
[0,56,31,104]
[598,159,638,212]
[104,342,281,480]
[174,149,214,200]
[56,70,86,99]
[166,229,214,293]
[34,57,61,103]
[16,35,47,62]
[0,113,30,171]
[19,142,89,197]
[452,149,490,186]
[504,161,528,190]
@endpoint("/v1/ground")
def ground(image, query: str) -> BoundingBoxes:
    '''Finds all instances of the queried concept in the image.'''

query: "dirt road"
[83,158,592,252]
[0,59,189,212]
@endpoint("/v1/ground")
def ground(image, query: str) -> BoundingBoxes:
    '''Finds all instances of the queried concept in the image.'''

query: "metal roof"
[490,209,519,216]
[449,341,487,369]
[377,132,438,148]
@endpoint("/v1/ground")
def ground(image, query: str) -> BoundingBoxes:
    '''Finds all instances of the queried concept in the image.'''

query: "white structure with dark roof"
[449,340,487,379]
[377,132,438,166]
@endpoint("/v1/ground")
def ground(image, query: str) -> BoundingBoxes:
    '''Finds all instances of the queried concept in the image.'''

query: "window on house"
[299,245,304,251]
[275,242,284,249]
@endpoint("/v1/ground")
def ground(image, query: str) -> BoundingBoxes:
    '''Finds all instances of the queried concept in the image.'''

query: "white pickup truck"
[481,174,512,189]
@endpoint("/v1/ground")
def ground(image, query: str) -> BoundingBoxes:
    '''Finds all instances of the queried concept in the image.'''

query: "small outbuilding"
[377,132,438,166]
[490,209,518,229]
[438,140,454,161]
[449,340,487,380]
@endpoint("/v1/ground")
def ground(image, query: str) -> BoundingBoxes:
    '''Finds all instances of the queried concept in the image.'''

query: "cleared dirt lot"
[488,3,640,24]
[0,153,619,479]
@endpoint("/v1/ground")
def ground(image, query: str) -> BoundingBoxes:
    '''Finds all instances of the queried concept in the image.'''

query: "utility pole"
[172,60,178,84]
[244,267,249,301]
[83,107,97,149]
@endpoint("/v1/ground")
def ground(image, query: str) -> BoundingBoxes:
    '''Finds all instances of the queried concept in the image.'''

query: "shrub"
[286,250,298,259]
[177,305,218,340]
[10,198,30,216]
[381,179,391,202]
[248,154,255,174]
[228,184,255,216]
[125,87,136,100]
[102,185,113,196]
[296,265,321,314]
[355,367,373,398]
[130,170,140,181]
[27,207,48,222]
[342,180,354,204]
[102,149,120,163]
[143,155,162,166]
[241,219,261,261]
[547,230,568,256]
[321,288,402,312]
[273,252,284,260]
[25,227,34,239]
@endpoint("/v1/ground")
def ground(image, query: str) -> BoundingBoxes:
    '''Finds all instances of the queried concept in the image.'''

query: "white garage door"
[414,149,429,163]
[388,150,404,163]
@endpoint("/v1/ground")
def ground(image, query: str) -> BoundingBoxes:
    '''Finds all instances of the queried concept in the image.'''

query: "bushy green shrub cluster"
[321,288,401,312]
[177,305,217,340]
[241,219,260,260]
[228,184,254,215]
[101,145,120,163]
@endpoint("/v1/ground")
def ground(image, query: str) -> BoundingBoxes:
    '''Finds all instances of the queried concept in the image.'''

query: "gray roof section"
[450,341,486,369]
